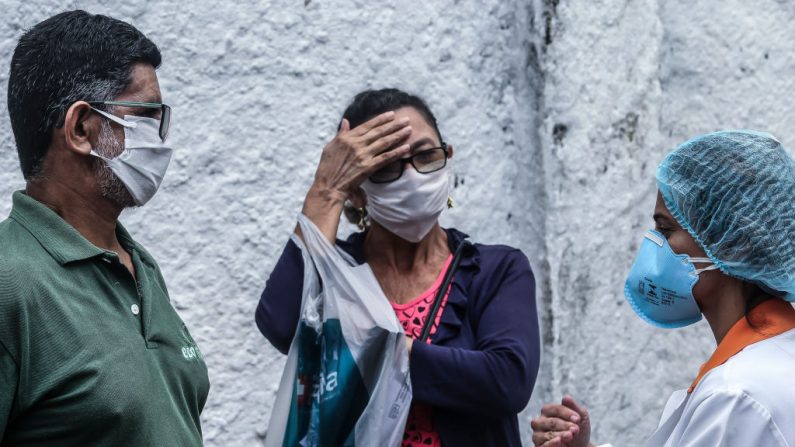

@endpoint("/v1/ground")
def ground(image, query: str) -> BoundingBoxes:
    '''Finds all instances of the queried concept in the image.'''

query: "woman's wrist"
[304,184,347,209]
[300,185,347,243]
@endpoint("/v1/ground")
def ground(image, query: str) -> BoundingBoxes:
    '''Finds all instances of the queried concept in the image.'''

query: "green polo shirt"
[0,191,210,446]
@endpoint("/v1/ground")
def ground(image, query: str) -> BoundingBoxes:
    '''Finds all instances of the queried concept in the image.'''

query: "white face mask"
[90,108,173,206]
[360,165,450,243]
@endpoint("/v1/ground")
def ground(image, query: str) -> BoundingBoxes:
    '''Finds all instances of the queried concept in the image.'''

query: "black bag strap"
[418,240,471,344]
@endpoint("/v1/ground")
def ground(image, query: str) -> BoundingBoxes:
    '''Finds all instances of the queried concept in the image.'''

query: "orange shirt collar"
[688,299,795,394]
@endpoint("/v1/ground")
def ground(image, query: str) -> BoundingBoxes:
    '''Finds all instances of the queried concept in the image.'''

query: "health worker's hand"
[531,396,593,447]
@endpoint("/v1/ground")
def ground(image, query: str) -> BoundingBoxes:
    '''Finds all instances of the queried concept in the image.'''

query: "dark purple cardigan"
[256,228,540,447]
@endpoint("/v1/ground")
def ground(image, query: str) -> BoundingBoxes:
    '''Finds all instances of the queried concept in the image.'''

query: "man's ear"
[61,101,97,156]
[446,143,454,159]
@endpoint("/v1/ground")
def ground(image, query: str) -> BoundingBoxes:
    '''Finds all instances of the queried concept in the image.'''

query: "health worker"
[532,130,795,447]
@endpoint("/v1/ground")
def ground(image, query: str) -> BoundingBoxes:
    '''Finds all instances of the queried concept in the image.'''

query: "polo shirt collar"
[9,191,133,265]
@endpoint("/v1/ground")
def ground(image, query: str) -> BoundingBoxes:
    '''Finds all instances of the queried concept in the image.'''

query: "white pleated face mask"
[360,165,450,243]
[90,108,173,206]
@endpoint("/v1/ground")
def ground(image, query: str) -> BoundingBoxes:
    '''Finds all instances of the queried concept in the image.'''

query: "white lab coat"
[646,328,795,446]
[601,328,795,447]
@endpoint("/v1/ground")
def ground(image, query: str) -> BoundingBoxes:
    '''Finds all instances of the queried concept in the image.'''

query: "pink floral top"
[391,255,454,447]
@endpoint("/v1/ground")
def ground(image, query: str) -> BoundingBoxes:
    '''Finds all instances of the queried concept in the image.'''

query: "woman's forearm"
[298,185,345,244]
[255,239,305,354]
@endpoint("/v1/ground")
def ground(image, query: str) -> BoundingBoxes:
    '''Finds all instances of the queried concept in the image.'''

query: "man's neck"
[26,179,123,252]
[363,223,449,273]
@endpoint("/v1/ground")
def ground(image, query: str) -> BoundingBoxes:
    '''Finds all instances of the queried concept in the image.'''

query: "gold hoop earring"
[447,196,454,209]
[357,208,367,231]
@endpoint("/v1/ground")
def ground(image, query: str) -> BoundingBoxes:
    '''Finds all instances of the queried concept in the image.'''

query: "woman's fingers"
[533,397,592,447]
[562,395,589,424]
[532,429,573,446]
[369,144,411,170]
[331,111,410,166]
[531,416,580,433]
[348,111,396,137]
[541,403,581,423]
[367,125,412,155]
[361,116,411,146]
[338,118,351,134]
[540,437,565,447]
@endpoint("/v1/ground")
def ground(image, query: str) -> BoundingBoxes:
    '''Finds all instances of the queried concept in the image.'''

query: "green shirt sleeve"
[0,339,18,442]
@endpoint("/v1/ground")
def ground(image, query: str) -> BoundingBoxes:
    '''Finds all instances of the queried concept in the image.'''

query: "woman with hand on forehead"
[532,130,795,447]
[257,88,540,447]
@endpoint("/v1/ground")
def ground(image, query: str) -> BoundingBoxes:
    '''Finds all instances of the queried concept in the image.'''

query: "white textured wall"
[0,1,793,446]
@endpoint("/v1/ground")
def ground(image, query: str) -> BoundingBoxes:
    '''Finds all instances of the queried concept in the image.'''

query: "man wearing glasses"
[0,10,208,446]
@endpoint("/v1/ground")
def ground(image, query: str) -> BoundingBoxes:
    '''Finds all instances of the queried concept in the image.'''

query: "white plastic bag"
[265,214,412,447]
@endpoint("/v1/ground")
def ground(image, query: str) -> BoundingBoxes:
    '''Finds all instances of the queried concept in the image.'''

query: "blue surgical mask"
[624,230,718,328]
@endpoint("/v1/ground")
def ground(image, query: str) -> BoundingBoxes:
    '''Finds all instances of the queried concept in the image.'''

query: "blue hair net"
[657,130,795,302]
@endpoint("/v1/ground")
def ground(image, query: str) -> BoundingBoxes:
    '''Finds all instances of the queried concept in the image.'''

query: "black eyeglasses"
[88,101,171,141]
[369,144,449,184]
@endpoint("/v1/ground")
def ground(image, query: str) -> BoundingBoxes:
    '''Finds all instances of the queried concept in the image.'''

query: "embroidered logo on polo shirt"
[180,324,204,361]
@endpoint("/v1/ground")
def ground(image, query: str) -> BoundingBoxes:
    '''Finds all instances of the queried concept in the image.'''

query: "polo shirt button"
[131,304,140,316]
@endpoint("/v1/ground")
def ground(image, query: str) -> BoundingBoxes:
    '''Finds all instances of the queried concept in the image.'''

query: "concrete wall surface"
[0,1,793,445]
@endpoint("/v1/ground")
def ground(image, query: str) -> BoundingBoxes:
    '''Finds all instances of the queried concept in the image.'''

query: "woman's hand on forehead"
[299,112,413,243]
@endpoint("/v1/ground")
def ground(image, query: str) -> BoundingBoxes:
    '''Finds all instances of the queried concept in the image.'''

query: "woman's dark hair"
[341,88,443,143]
[340,88,443,229]
[8,10,161,180]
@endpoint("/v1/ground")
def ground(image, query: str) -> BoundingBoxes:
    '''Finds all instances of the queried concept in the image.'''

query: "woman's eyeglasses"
[88,100,171,141]
[369,144,448,184]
